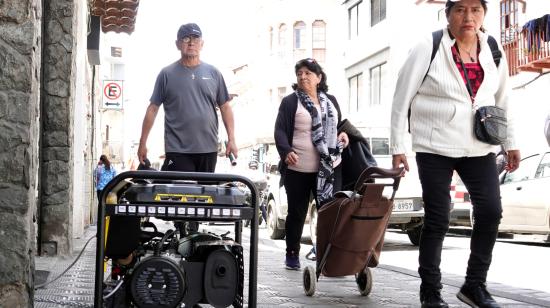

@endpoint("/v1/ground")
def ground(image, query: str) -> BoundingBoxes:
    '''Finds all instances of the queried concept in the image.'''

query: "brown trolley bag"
[316,166,404,277]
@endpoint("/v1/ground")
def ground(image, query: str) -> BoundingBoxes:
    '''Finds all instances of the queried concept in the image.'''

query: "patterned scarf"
[295,90,341,204]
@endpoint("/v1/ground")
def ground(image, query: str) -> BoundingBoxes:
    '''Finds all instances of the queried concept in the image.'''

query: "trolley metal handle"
[94,170,259,308]
[352,166,405,195]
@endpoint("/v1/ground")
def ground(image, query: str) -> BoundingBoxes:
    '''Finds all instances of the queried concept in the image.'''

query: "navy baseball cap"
[177,23,202,40]
[447,0,487,5]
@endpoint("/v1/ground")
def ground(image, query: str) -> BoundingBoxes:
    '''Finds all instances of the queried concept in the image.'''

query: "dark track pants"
[161,152,217,172]
[283,165,342,254]
[415,152,502,290]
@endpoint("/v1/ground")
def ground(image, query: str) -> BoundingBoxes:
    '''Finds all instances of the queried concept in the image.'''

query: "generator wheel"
[356,267,373,296]
[303,265,316,296]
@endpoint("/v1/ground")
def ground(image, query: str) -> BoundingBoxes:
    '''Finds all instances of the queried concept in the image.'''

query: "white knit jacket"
[390,28,517,158]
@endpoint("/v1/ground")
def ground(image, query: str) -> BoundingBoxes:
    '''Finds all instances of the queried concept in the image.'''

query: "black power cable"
[35,235,96,289]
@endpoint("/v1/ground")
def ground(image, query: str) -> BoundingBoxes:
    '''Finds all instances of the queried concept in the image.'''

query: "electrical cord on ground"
[35,234,96,290]
[33,296,94,308]
[102,279,124,300]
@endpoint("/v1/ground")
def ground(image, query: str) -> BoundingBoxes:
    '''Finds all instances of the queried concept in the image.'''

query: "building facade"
[341,0,550,155]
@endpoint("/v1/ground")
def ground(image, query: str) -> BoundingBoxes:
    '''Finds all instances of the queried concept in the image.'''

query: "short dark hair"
[445,0,487,17]
[291,58,329,92]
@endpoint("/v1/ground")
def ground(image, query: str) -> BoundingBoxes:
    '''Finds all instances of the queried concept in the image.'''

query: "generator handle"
[94,170,259,308]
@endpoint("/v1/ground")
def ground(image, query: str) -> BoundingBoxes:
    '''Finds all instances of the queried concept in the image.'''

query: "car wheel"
[406,225,422,246]
[267,198,285,239]
[308,203,318,245]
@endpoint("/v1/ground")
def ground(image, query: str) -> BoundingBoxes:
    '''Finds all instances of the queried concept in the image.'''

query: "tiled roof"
[91,0,139,34]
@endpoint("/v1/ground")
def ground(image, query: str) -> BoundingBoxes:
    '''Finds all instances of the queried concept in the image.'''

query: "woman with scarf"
[274,58,349,270]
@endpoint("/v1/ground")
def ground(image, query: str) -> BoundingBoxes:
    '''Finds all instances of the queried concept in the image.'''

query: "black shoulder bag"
[459,56,507,145]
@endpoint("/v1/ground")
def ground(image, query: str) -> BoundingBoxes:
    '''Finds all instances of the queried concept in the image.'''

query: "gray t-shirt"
[150,61,230,153]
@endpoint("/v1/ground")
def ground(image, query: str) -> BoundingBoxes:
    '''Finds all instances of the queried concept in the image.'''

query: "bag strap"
[487,35,502,67]
[424,30,500,80]
[408,30,501,133]
[408,30,443,133]
[426,29,444,81]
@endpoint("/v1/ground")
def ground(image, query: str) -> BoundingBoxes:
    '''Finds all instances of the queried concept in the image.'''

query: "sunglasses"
[181,36,202,44]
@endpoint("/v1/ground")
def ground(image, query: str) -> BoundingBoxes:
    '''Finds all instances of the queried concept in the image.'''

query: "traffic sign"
[102,80,123,110]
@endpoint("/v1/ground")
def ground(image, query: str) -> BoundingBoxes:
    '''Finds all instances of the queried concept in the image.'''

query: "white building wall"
[342,0,550,156]
[234,0,346,148]
[72,0,93,237]
[99,33,128,169]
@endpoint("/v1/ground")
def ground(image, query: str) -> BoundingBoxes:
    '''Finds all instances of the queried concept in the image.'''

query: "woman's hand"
[337,132,349,148]
[506,150,521,172]
[285,151,299,166]
[392,154,409,173]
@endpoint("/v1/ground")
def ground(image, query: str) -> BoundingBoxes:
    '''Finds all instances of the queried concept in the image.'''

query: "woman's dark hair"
[100,154,111,170]
[445,0,487,17]
[291,58,329,92]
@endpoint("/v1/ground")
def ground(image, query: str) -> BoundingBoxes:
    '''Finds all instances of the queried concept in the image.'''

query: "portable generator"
[95,171,259,308]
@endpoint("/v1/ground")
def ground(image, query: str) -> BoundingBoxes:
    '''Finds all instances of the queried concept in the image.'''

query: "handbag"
[458,57,508,145]
[474,105,507,145]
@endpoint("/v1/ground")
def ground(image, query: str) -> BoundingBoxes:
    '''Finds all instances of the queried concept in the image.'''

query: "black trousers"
[416,152,502,290]
[161,152,218,232]
[283,165,342,254]
[161,152,217,172]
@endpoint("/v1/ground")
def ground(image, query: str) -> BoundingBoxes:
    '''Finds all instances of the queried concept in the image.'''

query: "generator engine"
[121,227,243,308]
[102,178,250,308]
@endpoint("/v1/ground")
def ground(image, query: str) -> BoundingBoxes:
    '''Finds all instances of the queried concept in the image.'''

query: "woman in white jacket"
[390,1,520,307]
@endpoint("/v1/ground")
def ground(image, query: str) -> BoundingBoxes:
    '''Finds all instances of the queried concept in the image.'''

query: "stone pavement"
[34,224,550,307]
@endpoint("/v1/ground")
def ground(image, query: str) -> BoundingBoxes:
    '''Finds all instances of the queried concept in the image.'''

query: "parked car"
[497,151,550,241]
[265,156,425,245]
[449,173,472,227]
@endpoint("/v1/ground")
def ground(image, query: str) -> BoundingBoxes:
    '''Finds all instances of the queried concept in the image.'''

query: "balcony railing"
[503,17,550,76]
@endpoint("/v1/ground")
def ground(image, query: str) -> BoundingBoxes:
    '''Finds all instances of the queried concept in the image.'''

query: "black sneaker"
[457,283,500,308]
[420,288,449,308]
[285,251,300,270]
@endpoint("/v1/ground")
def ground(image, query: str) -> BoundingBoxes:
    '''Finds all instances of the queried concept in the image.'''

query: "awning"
[91,0,140,34]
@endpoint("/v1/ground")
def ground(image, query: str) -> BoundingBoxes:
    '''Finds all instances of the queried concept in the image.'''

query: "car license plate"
[393,199,414,211]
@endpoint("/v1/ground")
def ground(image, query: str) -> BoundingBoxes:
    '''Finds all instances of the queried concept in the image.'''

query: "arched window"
[278,23,287,48]
[312,20,326,63]
[278,24,287,58]
[293,21,306,49]
[269,26,273,51]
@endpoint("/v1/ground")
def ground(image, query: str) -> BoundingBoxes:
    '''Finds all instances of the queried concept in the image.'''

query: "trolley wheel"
[303,265,317,296]
[355,267,373,296]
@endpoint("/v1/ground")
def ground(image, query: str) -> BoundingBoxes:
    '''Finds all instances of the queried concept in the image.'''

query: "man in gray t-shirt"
[138,23,238,172]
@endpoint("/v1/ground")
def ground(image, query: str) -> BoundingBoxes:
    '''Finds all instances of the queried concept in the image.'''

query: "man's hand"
[392,154,409,173]
[137,143,147,165]
[225,139,238,160]
[506,149,521,172]
[138,103,159,165]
